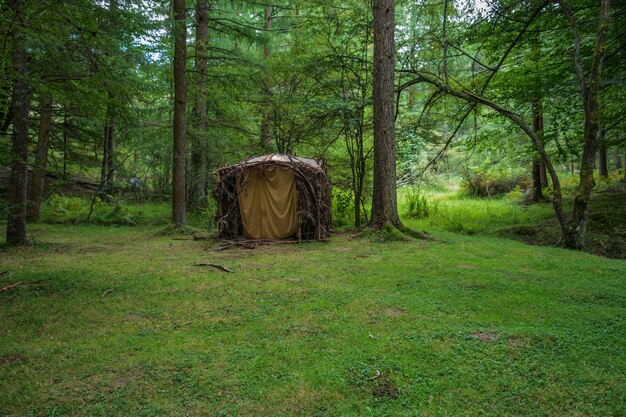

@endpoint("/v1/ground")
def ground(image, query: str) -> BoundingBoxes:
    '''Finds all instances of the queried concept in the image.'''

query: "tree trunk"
[263,5,272,59]
[354,188,362,229]
[539,160,548,187]
[598,145,608,178]
[102,0,117,189]
[532,159,543,202]
[101,123,109,183]
[28,93,52,223]
[172,0,187,228]
[105,101,116,187]
[560,0,611,249]
[371,0,400,226]
[62,114,68,177]
[532,100,545,202]
[189,0,209,209]
[260,5,272,151]
[6,0,29,245]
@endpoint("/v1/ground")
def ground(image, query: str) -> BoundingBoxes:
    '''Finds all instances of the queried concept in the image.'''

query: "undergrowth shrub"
[186,198,218,229]
[332,188,355,228]
[461,171,525,197]
[403,188,430,219]
[42,195,136,225]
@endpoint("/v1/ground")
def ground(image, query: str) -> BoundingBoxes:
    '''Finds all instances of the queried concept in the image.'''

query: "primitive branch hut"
[214,154,332,241]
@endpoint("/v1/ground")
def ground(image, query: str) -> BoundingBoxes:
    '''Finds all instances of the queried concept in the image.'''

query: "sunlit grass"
[399,189,555,235]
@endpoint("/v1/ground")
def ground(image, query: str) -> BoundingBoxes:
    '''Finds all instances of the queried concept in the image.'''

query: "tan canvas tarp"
[237,166,298,239]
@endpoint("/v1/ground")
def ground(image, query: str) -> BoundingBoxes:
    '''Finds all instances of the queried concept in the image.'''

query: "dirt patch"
[506,336,528,348]
[382,307,406,317]
[371,374,399,399]
[456,264,474,269]
[470,331,499,343]
[112,377,130,387]
[1,353,25,365]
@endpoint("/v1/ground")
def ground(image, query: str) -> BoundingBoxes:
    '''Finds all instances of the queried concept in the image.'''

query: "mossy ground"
[1,223,624,416]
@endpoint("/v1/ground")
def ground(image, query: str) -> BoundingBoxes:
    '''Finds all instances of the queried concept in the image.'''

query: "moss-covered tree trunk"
[598,145,608,178]
[560,0,611,249]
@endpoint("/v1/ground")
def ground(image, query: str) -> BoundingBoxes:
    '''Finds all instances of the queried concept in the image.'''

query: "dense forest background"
[0,0,624,251]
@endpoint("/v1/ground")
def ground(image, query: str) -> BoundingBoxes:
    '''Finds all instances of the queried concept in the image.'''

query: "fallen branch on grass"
[194,262,234,273]
[0,282,21,293]
[101,288,115,297]
[367,370,381,381]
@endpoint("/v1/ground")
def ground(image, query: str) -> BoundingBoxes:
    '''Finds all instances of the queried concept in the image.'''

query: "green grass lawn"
[1,224,624,416]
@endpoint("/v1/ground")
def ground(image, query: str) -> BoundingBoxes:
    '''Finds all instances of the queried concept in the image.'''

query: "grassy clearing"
[400,191,555,235]
[1,224,624,416]
[399,188,626,259]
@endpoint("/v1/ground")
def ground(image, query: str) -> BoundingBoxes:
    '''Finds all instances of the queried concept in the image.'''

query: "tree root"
[366,218,433,242]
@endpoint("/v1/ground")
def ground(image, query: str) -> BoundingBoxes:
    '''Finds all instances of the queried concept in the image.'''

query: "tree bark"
[532,100,545,202]
[189,0,209,209]
[263,5,272,60]
[101,123,109,183]
[6,0,29,245]
[371,0,400,226]
[532,160,543,202]
[103,0,117,189]
[560,0,611,249]
[539,160,548,187]
[172,0,187,227]
[598,145,608,178]
[105,100,115,187]
[28,93,52,223]
[62,114,68,177]
[260,5,273,151]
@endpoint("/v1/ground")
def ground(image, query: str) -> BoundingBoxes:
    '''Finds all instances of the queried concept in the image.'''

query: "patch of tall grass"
[41,195,172,226]
[400,189,554,235]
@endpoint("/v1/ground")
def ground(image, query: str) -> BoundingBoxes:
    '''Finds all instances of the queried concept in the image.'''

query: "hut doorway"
[236,166,299,239]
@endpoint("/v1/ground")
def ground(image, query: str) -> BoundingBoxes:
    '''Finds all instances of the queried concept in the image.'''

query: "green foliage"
[40,195,171,226]
[461,162,527,198]
[402,187,430,219]
[331,188,355,228]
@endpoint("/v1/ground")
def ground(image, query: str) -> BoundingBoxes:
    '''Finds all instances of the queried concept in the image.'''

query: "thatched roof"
[214,154,331,241]
[216,154,325,175]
